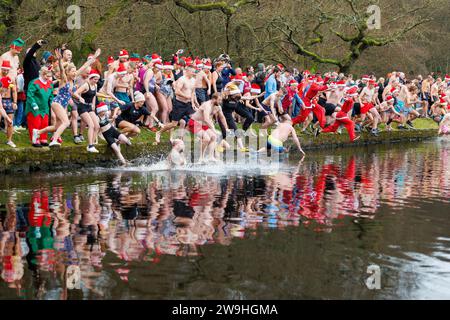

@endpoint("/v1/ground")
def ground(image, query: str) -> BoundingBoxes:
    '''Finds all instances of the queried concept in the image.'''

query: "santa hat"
[151,53,162,64]
[386,95,395,102]
[303,70,311,76]
[329,82,337,89]
[10,38,25,52]
[251,83,261,94]
[117,63,127,75]
[119,49,129,59]
[289,79,298,86]
[194,58,203,68]
[440,98,448,106]
[361,75,371,81]
[390,87,399,94]
[154,61,164,70]
[107,56,115,66]
[129,53,141,62]
[445,75,450,82]
[336,80,346,87]
[233,74,244,83]
[315,77,324,84]
[368,79,376,85]
[204,61,212,70]
[163,61,174,70]
[96,102,108,114]
[184,57,193,66]
[0,77,13,89]
[346,87,359,97]
[88,69,100,79]
[1,60,11,70]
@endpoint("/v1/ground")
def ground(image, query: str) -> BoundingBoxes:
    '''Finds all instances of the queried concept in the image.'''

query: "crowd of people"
[1,37,450,164]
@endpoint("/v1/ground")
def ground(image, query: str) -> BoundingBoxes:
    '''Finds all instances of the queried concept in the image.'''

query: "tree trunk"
[225,15,231,54]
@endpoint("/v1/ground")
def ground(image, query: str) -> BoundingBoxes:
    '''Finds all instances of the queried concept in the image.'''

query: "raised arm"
[76,48,101,76]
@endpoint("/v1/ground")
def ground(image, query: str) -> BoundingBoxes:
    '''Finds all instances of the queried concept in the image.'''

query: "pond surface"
[0,138,449,300]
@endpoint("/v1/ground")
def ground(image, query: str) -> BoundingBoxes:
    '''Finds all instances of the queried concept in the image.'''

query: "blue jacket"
[264,74,278,99]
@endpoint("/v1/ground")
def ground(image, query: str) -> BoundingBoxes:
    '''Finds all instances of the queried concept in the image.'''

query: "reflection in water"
[0,140,449,299]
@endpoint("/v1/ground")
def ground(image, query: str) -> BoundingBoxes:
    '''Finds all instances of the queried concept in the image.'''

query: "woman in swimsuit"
[33,48,101,147]
[154,62,171,126]
[141,61,160,129]
[211,62,225,95]
[73,69,101,153]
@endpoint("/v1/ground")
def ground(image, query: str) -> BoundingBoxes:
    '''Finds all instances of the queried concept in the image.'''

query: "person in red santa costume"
[316,87,361,142]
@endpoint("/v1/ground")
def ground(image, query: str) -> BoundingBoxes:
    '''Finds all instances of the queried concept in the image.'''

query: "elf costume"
[25,78,53,145]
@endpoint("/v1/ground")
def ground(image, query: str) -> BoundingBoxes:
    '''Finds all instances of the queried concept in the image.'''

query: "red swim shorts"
[188,119,209,134]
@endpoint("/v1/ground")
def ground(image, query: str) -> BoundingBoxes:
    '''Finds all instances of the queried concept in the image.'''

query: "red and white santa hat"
[346,87,359,97]
[440,98,448,106]
[315,77,324,84]
[107,56,115,66]
[204,61,212,70]
[88,69,101,79]
[117,63,127,75]
[336,80,346,87]
[390,87,400,94]
[303,70,311,76]
[96,102,109,114]
[1,60,11,70]
[445,75,450,82]
[289,79,298,87]
[151,53,162,64]
[361,75,371,81]
[233,74,244,83]
[163,61,174,70]
[154,60,164,69]
[368,79,376,85]
[194,58,203,68]
[119,49,129,59]
[251,83,261,94]
[386,95,395,102]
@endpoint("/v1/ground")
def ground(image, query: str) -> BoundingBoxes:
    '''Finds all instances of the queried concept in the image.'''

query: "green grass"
[0,118,438,151]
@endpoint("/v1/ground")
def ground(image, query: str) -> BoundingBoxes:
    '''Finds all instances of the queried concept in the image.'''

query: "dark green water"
[0,138,449,300]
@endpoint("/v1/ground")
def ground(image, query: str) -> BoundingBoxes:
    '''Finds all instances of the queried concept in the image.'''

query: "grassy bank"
[0,119,439,173]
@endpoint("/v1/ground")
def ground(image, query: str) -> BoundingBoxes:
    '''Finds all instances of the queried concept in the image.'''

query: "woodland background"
[0,0,448,76]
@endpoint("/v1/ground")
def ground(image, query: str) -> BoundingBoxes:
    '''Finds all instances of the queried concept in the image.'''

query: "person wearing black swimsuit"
[73,69,101,153]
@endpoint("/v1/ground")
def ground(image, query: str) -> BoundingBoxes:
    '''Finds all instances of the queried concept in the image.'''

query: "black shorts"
[318,97,327,108]
[256,103,271,122]
[103,126,121,146]
[324,103,337,116]
[169,99,195,122]
[352,103,361,116]
[78,102,93,115]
